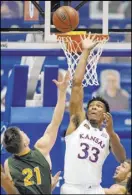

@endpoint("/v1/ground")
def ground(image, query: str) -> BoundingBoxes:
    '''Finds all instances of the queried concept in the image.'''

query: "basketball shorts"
[60,183,105,194]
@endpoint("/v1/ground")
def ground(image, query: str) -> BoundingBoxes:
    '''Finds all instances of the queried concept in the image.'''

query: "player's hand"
[1,164,10,186]
[51,171,61,191]
[81,32,99,50]
[103,112,115,137]
[52,71,70,92]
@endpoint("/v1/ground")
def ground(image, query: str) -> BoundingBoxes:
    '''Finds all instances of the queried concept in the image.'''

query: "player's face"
[20,131,30,147]
[113,162,131,182]
[87,101,106,123]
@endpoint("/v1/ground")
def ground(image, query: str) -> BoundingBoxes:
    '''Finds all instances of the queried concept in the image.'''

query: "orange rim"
[57,33,109,53]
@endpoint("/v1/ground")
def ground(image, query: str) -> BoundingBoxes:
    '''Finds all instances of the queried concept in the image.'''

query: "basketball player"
[104,159,131,194]
[113,159,131,185]
[2,71,70,194]
[60,32,126,194]
[1,164,61,194]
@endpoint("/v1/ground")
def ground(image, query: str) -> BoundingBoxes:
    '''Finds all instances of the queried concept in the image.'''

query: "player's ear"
[24,140,28,147]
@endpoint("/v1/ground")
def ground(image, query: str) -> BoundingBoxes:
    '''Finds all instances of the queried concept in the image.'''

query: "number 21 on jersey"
[22,166,41,186]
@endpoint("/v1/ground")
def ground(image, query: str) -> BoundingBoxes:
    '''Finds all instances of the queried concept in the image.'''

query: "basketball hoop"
[57,32,109,87]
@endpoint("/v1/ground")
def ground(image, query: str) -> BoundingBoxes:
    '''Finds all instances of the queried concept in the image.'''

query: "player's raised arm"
[69,32,99,118]
[65,33,99,136]
[34,71,70,155]
[104,112,126,162]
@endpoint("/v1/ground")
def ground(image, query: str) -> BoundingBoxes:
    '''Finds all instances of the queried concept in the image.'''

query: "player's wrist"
[58,88,67,94]
[58,89,67,100]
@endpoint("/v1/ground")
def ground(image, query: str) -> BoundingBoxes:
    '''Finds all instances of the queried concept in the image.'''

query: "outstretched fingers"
[52,79,59,86]
[64,71,71,83]
[87,31,91,40]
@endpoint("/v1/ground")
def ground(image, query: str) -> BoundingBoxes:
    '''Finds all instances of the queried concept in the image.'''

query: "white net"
[58,34,109,87]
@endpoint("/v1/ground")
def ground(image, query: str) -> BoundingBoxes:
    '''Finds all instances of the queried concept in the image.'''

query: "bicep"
[69,85,85,116]
[34,123,58,155]
[34,134,51,156]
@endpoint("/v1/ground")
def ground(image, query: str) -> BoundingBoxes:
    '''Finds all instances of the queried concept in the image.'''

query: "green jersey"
[8,148,51,194]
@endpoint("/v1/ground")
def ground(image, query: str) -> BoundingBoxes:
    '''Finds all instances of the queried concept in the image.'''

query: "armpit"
[72,115,81,129]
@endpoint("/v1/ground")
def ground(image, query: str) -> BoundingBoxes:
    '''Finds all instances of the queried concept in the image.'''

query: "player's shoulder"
[33,147,48,161]
[5,156,15,167]
[66,116,86,137]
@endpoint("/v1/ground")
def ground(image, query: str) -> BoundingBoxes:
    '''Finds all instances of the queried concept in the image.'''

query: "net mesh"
[57,34,109,87]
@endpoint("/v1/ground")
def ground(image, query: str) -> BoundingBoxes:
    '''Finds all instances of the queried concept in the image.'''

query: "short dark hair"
[125,159,131,165]
[86,96,110,113]
[126,176,131,194]
[3,126,22,154]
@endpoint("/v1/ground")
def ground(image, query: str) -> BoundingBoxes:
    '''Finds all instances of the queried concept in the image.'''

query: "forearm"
[74,49,90,84]
[34,72,69,153]
[51,90,66,127]
[110,132,126,163]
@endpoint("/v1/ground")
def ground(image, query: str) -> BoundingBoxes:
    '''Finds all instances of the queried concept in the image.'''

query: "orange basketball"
[52,6,79,33]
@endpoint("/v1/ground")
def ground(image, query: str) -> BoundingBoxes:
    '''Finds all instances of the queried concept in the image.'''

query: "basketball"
[52,6,79,33]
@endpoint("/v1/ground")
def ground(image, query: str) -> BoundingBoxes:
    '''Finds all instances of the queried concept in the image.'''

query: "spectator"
[1,1,23,18]
[89,1,124,19]
[92,69,129,111]
[104,159,131,194]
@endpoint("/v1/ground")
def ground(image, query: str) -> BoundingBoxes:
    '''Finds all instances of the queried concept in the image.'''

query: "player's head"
[113,159,131,183]
[86,96,110,126]
[2,126,30,154]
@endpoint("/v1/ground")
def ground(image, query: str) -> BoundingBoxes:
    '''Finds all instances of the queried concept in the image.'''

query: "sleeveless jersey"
[64,119,110,185]
[8,148,51,194]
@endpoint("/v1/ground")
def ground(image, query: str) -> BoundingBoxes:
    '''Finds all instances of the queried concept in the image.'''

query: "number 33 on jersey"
[64,120,110,185]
